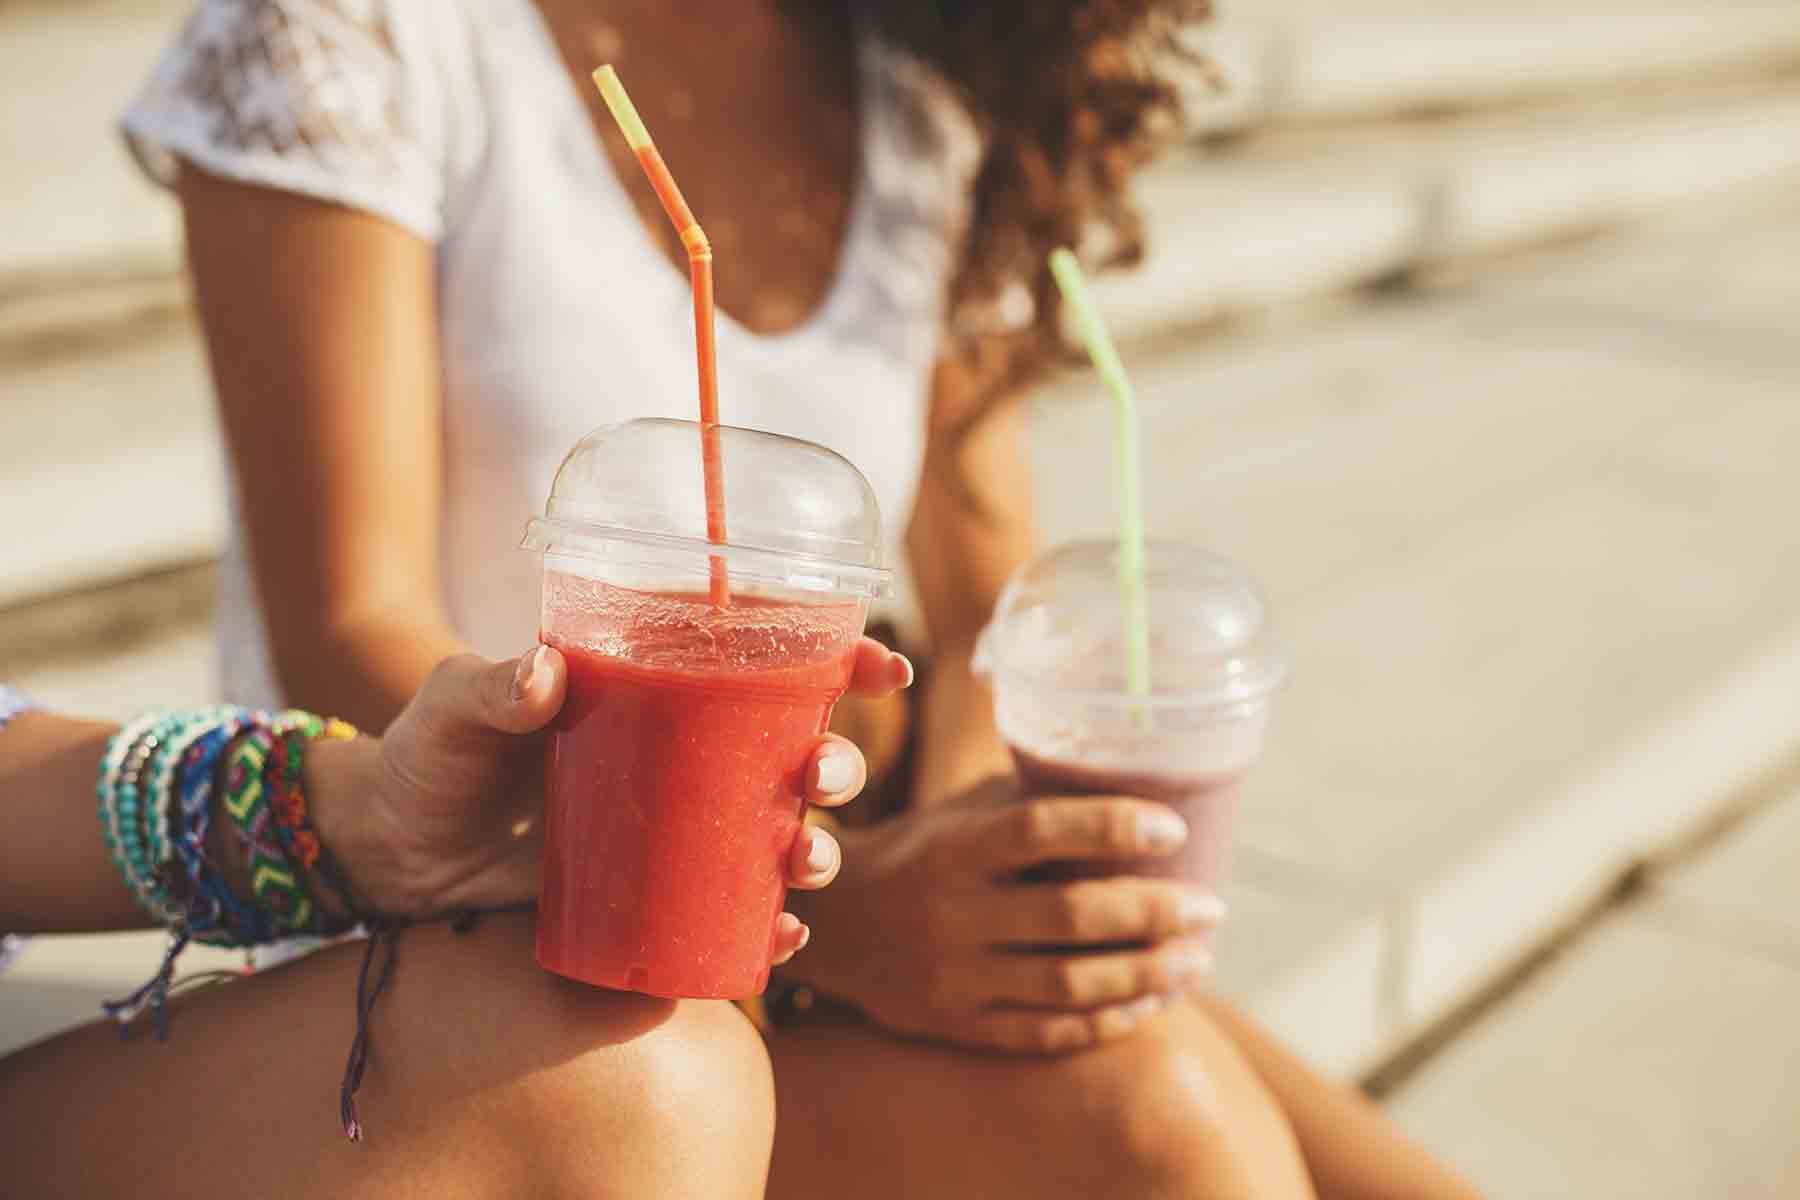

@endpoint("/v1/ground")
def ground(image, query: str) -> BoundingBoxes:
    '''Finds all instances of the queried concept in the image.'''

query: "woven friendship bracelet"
[268,718,365,923]
[222,719,315,934]
[140,706,245,924]
[169,710,266,945]
[222,710,364,937]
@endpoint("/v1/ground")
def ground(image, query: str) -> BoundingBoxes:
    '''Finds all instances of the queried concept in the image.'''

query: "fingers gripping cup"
[975,541,1287,909]
[522,419,888,999]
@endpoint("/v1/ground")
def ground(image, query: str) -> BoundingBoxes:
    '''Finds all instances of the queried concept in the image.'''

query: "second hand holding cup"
[971,251,1288,937]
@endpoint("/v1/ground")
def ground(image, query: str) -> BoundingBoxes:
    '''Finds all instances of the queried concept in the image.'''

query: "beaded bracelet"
[101,711,188,921]
[97,711,159,892]
[98,709,237,1034]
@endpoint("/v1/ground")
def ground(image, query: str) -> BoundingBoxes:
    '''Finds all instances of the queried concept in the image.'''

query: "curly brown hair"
[865,2,1215,406]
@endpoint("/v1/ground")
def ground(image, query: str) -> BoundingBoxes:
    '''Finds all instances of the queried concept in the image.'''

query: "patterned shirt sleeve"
[0,685,34,972]
[0,683,33,733]
[120,0,448,241]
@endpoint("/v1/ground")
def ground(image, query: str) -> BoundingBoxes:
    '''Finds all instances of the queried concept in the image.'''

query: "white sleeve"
[120,0,449,241]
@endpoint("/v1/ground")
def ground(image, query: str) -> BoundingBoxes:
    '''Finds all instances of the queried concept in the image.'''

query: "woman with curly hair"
[71,0,1476,1194]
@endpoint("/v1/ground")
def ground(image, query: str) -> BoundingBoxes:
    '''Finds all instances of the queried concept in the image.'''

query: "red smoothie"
[1011,747,1243,896]
[537,582,860,999]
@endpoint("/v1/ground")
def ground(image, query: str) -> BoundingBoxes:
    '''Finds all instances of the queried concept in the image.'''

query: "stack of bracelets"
[10,695,528,1141]
[95,704,438,1141]
[95,707,365,1031]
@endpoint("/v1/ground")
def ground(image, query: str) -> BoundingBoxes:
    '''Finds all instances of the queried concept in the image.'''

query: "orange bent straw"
[593,65,730,606]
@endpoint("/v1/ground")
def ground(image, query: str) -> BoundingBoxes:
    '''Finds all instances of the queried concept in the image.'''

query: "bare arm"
[0,713,143,933]
[904,360,1037,807]
[0,709,368,934]
[1194,994,1484,1200]
[180,167,460,730]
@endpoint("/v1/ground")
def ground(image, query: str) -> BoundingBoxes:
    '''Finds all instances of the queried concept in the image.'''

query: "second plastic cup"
[975,541,1287,910]
[522,419,888,1000]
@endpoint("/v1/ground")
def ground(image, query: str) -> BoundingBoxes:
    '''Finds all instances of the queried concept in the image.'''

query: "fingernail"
[511,646,546,702]
[1118,993,1163,1028]
[794,923,812,953]
[814,751,855,796]
[1168,945,1215,985]
[1180,892,1228,927]
[896,655,916,689]
[805,830,839,876]
[1138,809,1188,851]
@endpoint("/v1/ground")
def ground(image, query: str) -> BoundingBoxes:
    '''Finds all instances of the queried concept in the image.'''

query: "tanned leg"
[1,914,775,1199]
[1192,994,1484,1200]
[768,1000,1315,1200]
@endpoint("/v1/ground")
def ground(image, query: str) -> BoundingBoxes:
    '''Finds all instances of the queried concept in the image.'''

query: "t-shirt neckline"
[515,0,877,360]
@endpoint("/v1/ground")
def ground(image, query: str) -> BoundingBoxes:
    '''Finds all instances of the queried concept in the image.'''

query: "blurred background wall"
[4,2,1800,1193]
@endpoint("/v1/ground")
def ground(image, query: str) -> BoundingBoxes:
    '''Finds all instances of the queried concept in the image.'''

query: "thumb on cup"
[414,648,569,737]
[494,645,566,733]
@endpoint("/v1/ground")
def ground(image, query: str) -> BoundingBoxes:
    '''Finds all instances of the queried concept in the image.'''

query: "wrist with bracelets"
[96,707,368,1033]
[91,700,528,1143]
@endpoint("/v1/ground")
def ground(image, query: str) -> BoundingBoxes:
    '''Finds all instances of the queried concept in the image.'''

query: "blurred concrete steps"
[0,313,219,611]
[1389,778,1800,1194]
[1106,82,1800,343]
[2,0,1795,641]
[1188,1,1800,134]
[0,0,184,282]
[1037,190,1800,1075]
[4,0,1798,285]
[9,75,1800,610]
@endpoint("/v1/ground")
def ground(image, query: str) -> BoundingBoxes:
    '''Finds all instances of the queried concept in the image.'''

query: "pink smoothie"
[1010,747,1243,894]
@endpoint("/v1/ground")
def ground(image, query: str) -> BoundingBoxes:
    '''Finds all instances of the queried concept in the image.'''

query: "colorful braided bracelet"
[97,707,365,1032]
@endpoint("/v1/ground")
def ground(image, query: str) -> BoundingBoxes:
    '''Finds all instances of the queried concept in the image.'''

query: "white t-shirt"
[122,0,982,709]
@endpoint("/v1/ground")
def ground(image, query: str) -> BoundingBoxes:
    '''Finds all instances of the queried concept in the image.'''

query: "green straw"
[1048,247,1152,705]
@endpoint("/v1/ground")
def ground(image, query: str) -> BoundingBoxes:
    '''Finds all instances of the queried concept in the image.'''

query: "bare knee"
[1054,1013,1245,1200]
[366,917,774,1198]
[501,995,774,1197]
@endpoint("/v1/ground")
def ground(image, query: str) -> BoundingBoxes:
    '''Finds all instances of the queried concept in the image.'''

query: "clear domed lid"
[975,540,1287,709]
[521,419,889,598]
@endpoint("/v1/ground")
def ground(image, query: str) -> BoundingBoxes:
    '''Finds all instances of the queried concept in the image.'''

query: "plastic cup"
[974,541,1286,914]
[521,419,888,999]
